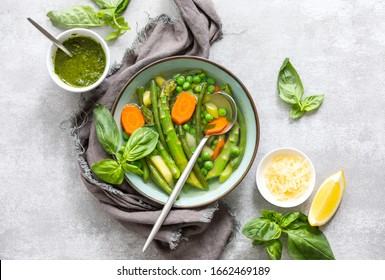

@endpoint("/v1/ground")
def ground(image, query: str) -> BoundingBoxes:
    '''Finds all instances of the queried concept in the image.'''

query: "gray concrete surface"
[1,0,385,260]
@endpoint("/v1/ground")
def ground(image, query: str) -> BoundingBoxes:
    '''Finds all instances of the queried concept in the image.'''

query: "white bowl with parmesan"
[256,148,316,208]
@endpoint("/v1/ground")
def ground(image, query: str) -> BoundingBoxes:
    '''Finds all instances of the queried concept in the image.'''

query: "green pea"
[173,73,181,80]
[201,168,208,176]
[186,76,193,83]
[183,124,190,131]
[194,85,202,93]
[182,81,191,90]
[201,152,211,161]
[197,157,203,164]
[193,75,201,83]
[218,108,227,117]
[189,128,196,135]
[205,113,214,122]
[122,130,129,140]
[187,89,194,94]
[207,85,215,93]
[199,73,206,79]
[213,139,218,145]
[207,77,215,85]
[176,86,183,93]
[177,76,185,85]
[204,161,214,170]
[231,146,240,157]
[201,119,207,125]
[211,145,216,150]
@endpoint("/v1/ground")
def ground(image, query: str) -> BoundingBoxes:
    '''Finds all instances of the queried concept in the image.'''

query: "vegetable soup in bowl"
[111,56,259,208]
[47,28,110,93]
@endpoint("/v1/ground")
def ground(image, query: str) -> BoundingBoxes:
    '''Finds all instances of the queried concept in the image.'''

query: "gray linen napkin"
[71,0,234,259]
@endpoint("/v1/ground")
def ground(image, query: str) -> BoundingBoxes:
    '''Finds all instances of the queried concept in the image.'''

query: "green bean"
[146,159,173,195]
[157,141,181,179]
[219,163,233,183]
[206,122,240,180]
[140,158,149,182]
[177,125,209,190]
[195,83,207,143]
[181,69,202,77]
[136,86,145,106]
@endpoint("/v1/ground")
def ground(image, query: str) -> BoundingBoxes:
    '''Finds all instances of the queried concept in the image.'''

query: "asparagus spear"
[206,122,240,180]
[177,125,209,190]
[150,80,167,149]
[158,80,204,190]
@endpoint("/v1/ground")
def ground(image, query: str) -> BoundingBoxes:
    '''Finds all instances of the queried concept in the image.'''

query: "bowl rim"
[256,147,316,208]
[46,28,111,93]
[111,55,260,208]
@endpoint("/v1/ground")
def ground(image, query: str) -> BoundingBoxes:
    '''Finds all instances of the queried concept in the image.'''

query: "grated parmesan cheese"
[264,155,311,201]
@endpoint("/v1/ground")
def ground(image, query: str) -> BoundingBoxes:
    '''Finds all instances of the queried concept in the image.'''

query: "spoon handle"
[142,136,209,252]
[27,17,73,57]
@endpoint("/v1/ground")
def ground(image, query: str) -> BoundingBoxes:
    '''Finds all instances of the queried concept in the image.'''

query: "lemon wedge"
[308,170,346,226]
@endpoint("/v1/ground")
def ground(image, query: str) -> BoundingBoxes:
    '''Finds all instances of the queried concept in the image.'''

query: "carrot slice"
[214,85,221,93]
[171,91,197,125]
[212,136,225,160]
[121,104,145,135]
[205,117,229,135]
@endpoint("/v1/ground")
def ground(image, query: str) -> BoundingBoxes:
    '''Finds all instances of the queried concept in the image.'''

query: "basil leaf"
[290,103,305,120]
[266,239,282,260]
[93,0,122,9]
[286,226,335,260]
[123,127,159,161]
[278,58,304,105]
[121,162,144,176]
[261,210,282,224]
[91,159,124,185]
[280,212,308,228]
[93,104,120,155]
[242,217,281,242]
[116,0,130,15]
[302,94,325,112]
[47,6,102,29]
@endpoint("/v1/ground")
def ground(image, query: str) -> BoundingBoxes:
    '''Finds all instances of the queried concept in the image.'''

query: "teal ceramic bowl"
[112,56,260,208]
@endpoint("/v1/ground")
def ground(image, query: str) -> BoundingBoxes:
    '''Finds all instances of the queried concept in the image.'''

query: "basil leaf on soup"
[302,94,325,112]
[242,217,281,242]
[123,127,159,162]
[278,58,304,105]
[266,239,282,260]
[290,103,305,120]
[47,6,102,29]
[91,159,124,185]
[286,226,335,260]
[93,104,120,155]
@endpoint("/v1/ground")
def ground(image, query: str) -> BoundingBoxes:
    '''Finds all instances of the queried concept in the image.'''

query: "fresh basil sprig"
[278,58,324,119]
[47,0,131,41]
[91,104,158,185]
[242,210,335,260]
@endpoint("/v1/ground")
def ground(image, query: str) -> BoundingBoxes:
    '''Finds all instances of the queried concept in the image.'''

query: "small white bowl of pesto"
[46,28,110,93]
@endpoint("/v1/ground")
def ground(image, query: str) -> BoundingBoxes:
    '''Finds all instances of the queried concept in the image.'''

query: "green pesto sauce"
[54,36,106,88]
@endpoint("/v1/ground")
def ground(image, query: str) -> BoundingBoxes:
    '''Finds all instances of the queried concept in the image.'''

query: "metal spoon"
[142,91,237,252]
[27,17,73,58]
